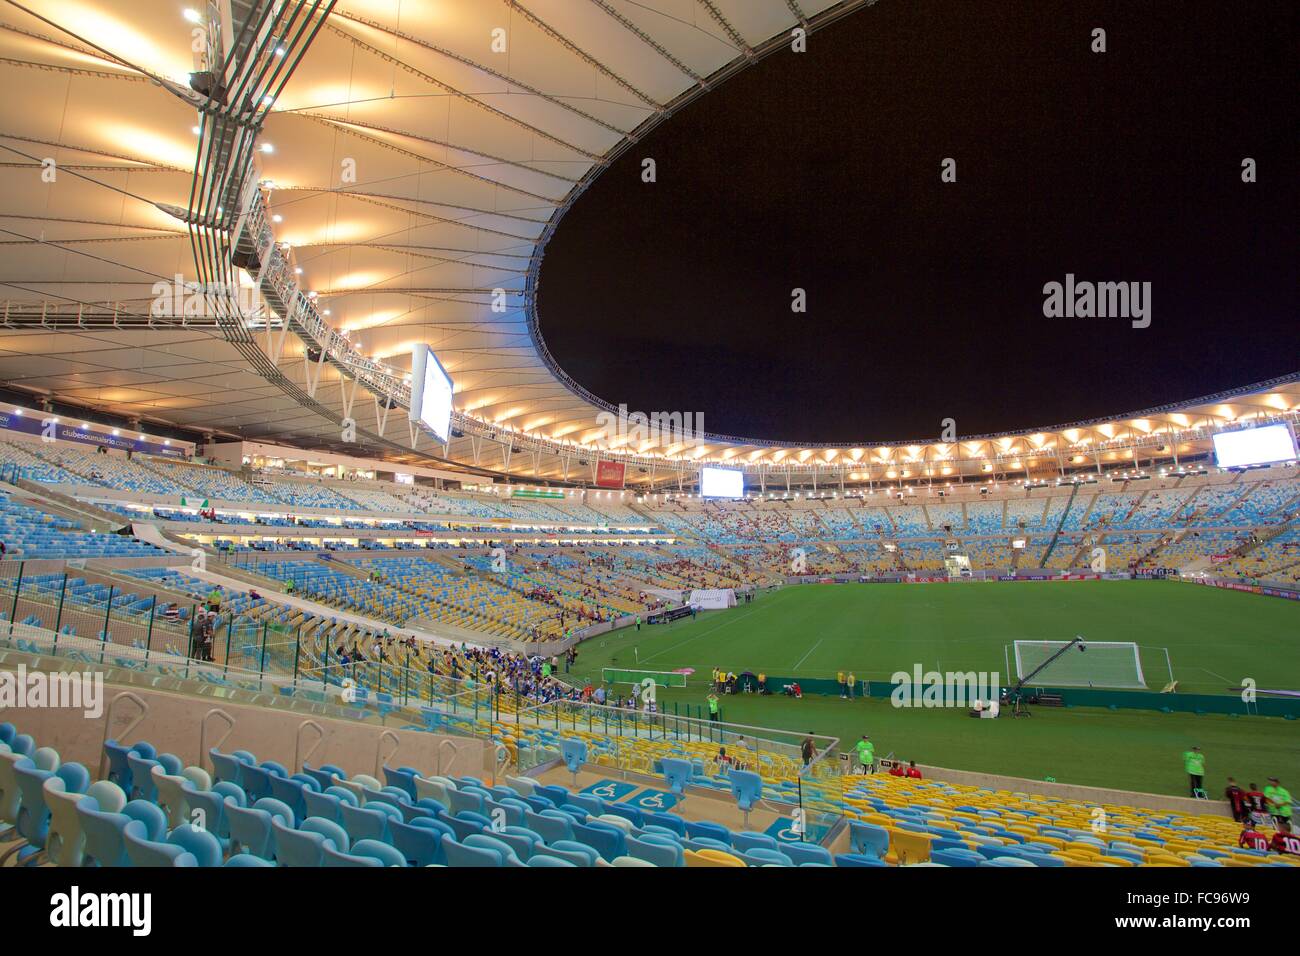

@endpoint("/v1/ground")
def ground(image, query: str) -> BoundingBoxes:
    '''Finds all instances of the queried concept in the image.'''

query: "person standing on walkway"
[1265,777,1293,830]
[707,691,720,723]
[854,734,875,774]
[1183,746,1206,797]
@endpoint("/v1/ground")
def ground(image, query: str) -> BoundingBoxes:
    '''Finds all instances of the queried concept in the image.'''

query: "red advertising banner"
[595,460,626,489]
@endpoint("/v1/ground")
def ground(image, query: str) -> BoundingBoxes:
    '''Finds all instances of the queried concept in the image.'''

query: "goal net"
[1012,640,1146,689]
[601,667,688,688]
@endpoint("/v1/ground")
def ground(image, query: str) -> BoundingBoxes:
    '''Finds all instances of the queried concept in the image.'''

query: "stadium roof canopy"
[0,0,1296,488]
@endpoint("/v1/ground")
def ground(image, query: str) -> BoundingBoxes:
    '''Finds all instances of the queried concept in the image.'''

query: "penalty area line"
[793,638,823,672]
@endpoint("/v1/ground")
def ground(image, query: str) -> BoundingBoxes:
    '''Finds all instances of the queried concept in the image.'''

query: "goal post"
[1011,640,1150,689]
[601,667,687,688]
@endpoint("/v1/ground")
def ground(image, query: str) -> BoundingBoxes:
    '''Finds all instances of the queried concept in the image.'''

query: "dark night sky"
[537,0,1297,444]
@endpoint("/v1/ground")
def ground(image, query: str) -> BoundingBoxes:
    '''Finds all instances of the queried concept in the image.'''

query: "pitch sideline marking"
[793,638,823,672]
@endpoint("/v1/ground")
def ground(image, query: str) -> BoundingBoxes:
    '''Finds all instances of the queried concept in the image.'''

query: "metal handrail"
[198,708,235,772]
[295,718,324,771]
[436,738,460,777]
[98,691,149,780]
[374,729,399,778]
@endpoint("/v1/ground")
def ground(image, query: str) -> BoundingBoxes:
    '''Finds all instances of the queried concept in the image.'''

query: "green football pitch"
[567,581,1300,796]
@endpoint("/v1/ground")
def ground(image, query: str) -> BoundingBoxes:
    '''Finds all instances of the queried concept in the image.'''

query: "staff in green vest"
[1182,746,1206,797]
[706,692,720,722]
[854,735,875,774]
[206,587,222,613]
[1265,777,1292,828]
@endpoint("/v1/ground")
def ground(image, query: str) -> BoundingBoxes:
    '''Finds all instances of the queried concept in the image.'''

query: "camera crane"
[1009,635,1087,717]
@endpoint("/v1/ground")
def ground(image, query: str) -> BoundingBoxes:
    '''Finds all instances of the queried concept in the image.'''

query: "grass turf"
[565,581,1300,796]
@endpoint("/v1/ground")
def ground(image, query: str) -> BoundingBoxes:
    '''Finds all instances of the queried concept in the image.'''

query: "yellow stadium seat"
[687,849,746,868]
[887,829,932,865]
[1060,848,1098,862]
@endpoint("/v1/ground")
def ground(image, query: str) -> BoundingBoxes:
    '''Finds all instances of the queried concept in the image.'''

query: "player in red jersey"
[1244,783,1269,826]
[1269,822,1300,855]
[1224,778,1248,822]
[1238,822,1269,851]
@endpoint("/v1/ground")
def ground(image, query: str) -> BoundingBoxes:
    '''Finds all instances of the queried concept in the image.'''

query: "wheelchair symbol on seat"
[777,810,806,841]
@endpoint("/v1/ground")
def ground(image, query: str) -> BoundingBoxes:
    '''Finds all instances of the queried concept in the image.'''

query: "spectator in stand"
[889,761,906,777]
[800,733,816,768]
[201,613,216,661]
[189,611,205,659]
[905,761,923,780]
[714,746,731,774]
[1225,778,1248,822]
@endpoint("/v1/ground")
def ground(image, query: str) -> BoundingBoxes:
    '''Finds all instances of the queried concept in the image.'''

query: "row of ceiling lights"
[173,4,1294,478]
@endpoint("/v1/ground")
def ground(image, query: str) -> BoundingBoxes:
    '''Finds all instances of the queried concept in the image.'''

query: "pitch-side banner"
[595,460,625,488]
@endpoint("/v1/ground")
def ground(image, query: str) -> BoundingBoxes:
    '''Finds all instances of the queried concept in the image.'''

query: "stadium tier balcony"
[0,493,166,560]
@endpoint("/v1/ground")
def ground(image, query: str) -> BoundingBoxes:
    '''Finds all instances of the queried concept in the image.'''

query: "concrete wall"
[7,678,493,782]
[904,762,1231,817]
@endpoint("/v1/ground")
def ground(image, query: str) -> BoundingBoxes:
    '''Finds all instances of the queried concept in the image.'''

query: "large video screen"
[700,466,744,498]
[408,345,454,444]
[1212,423,1298,468]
